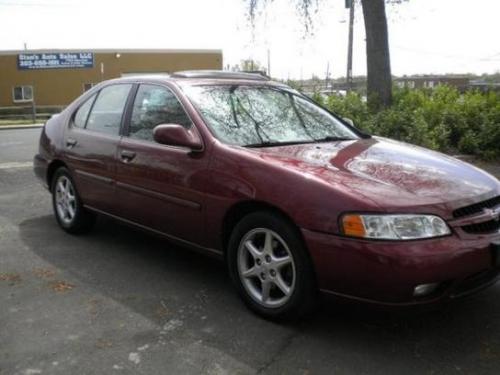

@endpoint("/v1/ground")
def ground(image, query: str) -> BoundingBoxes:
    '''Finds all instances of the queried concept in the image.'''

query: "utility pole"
[346,0,355,92]
[267,49,271,77]
[30,88,36,124]
[100,62,104,82]
[325,61,330,90]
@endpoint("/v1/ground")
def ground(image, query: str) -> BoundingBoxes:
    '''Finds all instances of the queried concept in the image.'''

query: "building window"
[12,85,33,102]
[83,83,95,92]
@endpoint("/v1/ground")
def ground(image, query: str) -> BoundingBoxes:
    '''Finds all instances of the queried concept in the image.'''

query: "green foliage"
[286,79,303,91]
[239,59,266,73]
[319,86,500,160]
[311,91,325,106]
[327,92,372,132]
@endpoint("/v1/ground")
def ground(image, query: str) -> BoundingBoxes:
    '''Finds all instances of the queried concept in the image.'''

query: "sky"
[0,0,499,80]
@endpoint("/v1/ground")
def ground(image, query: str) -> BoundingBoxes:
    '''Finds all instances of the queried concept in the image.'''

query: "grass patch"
[0,119,44,126]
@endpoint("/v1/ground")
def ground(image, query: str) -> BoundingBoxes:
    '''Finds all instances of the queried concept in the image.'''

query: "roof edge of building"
[0,48,223,55]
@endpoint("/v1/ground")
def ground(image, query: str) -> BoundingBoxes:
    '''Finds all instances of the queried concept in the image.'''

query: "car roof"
[106,70,287,88]
[172,70,270,81]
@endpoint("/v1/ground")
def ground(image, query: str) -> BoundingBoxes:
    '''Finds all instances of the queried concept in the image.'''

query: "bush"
[319,86,500,160]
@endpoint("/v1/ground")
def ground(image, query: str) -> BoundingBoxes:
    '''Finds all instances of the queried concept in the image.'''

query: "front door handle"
[66,138,77,148]
[120,150,136,162]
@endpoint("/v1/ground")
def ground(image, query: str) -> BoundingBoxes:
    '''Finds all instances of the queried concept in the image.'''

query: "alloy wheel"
[55,175,77,225]
[237,228,296,308]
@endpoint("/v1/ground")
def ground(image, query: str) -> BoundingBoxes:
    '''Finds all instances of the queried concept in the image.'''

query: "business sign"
[18,52,94,70]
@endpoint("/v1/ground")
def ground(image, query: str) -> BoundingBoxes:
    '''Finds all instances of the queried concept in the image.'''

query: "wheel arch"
[46,159,68,192]
[221,200,304,259]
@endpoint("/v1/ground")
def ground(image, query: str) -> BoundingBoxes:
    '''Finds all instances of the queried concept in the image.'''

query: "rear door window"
[86,84,132,135]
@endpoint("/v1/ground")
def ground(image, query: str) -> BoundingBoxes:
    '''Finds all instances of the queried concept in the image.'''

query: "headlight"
[341,214,451,240]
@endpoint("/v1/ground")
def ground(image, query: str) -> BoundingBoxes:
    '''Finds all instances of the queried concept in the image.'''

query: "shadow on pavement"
[19,214,500,373]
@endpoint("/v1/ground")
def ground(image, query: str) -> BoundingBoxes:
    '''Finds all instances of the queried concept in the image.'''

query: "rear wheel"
[51,167,95,234]
[227,211,317,320]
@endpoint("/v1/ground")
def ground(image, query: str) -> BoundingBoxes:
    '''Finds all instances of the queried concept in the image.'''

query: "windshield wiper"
[243,137,356,148]
[243,140,314,148]
[313,136,356,143]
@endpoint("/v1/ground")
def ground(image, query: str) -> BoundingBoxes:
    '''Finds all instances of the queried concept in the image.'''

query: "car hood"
[248,137,500,212]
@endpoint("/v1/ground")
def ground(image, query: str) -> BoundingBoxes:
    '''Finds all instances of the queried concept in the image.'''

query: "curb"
[0,124,44,130]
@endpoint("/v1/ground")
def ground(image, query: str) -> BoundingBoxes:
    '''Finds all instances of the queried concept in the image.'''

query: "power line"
[0,1,70,6]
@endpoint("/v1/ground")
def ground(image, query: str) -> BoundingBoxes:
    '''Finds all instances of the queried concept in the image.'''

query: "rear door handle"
[120,150,136,162]
[66,138,77,148]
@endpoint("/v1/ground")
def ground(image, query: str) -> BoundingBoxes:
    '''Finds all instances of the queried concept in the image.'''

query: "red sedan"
[34,71,500,319]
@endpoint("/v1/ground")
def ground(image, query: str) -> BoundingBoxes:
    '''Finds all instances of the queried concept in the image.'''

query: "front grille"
[453,195,500,234]
[462,219,500,234]
[453,195,500,218]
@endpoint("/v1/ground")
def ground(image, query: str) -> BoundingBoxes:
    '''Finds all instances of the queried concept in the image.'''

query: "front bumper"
[303,228,500,306]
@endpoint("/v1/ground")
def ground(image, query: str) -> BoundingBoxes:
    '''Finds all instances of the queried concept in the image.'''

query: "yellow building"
[0,49,222,109]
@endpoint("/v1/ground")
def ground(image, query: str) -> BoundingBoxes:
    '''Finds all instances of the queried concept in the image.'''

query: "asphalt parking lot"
[1,128,500,375]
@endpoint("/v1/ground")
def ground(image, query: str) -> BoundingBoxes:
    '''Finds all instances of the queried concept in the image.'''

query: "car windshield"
[183,84,359,147]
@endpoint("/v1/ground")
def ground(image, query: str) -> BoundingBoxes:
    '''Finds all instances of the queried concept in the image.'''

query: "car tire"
[227,211,318,320]
[51,167,95,234]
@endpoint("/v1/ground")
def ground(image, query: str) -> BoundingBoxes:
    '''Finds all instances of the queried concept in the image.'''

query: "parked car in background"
[34,71,500,319]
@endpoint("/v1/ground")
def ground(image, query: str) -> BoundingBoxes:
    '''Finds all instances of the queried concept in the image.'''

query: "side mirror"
[153,124,203,151]
[343,117,355,127]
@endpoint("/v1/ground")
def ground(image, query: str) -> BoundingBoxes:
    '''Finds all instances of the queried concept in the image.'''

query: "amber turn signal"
[342,214,366,237]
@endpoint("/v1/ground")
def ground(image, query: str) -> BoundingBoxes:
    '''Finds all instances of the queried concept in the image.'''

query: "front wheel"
[51,167,95,234]
[227,211,317,320]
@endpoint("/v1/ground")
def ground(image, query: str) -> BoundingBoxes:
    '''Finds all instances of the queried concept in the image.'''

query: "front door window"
[129,84,192,142]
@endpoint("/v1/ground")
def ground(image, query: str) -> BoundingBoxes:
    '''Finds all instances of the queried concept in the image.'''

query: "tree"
[226,59,267,74]
[246,0,399,110]
[240,59,267,73]
[360,0,392,109]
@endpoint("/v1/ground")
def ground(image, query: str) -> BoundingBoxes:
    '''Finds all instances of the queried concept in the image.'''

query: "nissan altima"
[34,70,500,319]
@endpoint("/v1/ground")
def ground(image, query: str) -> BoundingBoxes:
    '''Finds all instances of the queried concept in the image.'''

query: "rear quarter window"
[73,93,96,128]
